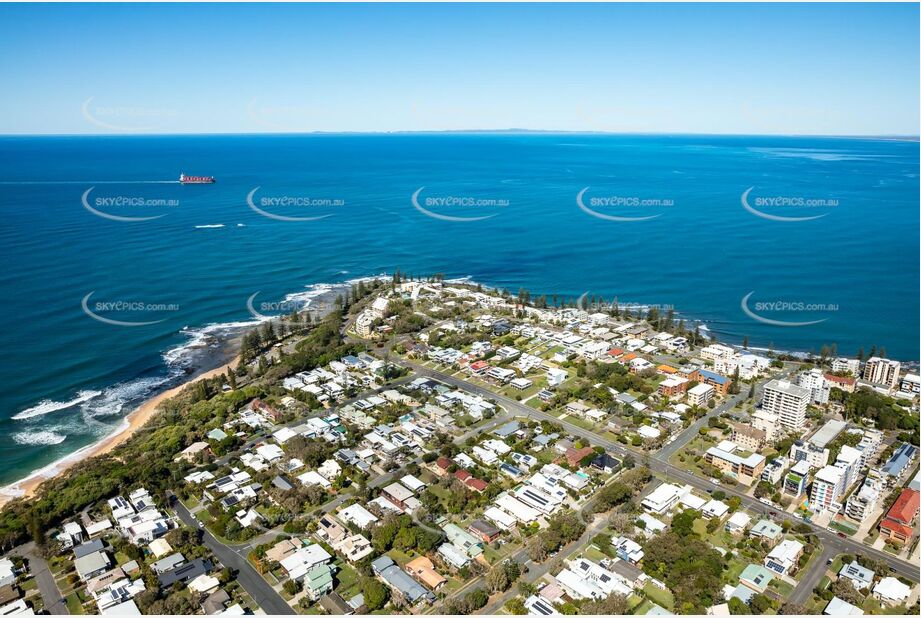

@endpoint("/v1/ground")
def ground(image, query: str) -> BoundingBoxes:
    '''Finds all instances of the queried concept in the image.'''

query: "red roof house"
[464,477,489,493]
[565,446,596,468]
[880,488,920,543]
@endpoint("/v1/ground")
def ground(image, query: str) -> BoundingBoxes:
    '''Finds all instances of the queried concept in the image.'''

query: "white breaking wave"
[195,224,225,229]
[13,430,67,445]
[163,318,265,368]
[12,389,102,420]
[14,376,170,426]
[82,377,169,418]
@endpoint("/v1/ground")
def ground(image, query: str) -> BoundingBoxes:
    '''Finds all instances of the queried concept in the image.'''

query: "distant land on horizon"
[2,130,919,139]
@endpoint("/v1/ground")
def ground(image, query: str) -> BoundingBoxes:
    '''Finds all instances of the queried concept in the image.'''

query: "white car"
[710,478,721,485]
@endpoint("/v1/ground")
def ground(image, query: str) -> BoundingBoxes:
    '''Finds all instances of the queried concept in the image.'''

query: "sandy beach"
[0,358,238,507]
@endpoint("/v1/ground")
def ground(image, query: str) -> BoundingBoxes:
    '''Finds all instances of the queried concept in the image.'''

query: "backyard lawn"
[643,581,676,611]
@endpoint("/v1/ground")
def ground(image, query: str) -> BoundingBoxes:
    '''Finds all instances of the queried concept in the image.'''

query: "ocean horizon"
[0,132,918,488]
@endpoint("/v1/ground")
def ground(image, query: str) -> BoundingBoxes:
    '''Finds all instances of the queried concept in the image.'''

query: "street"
[789,545,836,606]
[171,498,295,615]
[396,357,920,584]
[17,542,68,615]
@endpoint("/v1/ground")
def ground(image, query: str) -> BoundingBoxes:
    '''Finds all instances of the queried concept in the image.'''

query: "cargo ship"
[179,173,215,184]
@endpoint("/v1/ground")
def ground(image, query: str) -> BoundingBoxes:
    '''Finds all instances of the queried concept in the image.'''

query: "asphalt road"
[395,358,919,584]
[655,364,799,462]
[18,542,68,615]
[171,498,295,615]
[789,545,836,605]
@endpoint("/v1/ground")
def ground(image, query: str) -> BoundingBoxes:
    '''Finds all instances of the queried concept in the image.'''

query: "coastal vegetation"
[0,307,356,550]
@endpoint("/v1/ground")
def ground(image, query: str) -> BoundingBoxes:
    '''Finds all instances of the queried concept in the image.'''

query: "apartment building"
[831,357,861,376]
[797,368,830,405]
[863,357,901,390]
[900,374,920,396]
[845,473,883,523]
[783,460,811,497]
[789,440,830,469]
[729,421,766,451]
[687,383,714,407]
[811,465,846,513]
[761,457,788,485]
[704,444,766,486]
[762,380,809,432]
[751,410,780,442]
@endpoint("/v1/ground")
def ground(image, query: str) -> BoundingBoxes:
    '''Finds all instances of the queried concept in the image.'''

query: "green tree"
[671,509,699,537]
[505,598,527,615]
[361,577,390,611]
[729,597,751,614]
[486,564,510,592]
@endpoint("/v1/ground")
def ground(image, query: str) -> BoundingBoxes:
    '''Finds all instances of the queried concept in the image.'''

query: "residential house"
[404,557,446,592]
[879,488,919,544]
[764,539,804,575]
[872,577,911,606]
[371,556,435,605]
[838,562,875,591]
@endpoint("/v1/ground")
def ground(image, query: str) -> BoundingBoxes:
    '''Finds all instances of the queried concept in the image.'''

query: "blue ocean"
[0,133,917,487]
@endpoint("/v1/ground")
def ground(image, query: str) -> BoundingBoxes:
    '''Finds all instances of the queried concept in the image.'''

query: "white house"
[873,577,911,606]
[280,544,332,582]
[764,539,804,575]
[725,511,751,534]
[338,504,379,529]
[642,483,685,514]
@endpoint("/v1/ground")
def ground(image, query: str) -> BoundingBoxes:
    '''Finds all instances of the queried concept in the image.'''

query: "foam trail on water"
[13,431,67,446]
[12,390,102,420]
[0,180,180,185]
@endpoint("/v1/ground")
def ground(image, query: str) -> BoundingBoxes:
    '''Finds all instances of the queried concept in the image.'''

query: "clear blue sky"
[1,2,918,135]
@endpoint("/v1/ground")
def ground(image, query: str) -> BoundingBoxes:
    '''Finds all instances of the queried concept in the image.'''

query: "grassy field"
[643,581,676,611]
[335,561,361,598]
[65,592,85,615]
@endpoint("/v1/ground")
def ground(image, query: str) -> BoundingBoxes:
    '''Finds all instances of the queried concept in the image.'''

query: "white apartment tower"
[831,357,861,376]
[797,368,830,405]
[862,357,901,390]
[761,380,810,432]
